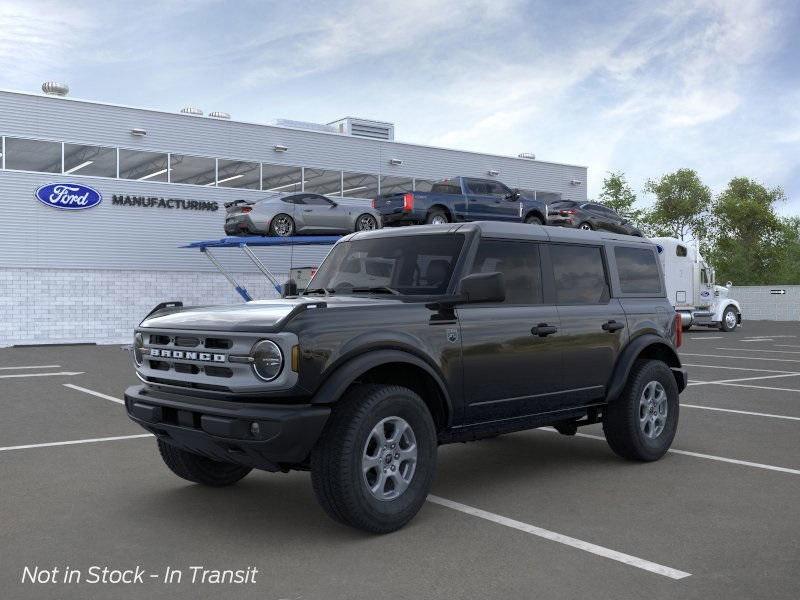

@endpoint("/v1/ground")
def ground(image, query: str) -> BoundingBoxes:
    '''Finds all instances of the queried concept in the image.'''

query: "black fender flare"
[310,349,454,423]
[605,334,685,403]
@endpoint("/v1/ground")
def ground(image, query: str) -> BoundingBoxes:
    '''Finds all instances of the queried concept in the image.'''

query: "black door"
[458,239,564,423]
[547,243,627,406]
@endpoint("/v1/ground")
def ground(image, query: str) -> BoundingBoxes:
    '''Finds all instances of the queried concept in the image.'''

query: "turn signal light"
[402,193,414,212]
[241,207,252,213]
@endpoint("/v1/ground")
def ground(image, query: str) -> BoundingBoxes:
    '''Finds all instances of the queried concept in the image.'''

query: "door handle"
[602,320,625,332]
[303,209,313,213]
[531,323,558,337]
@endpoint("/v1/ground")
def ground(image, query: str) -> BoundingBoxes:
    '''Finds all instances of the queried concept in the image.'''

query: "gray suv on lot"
[125,222,687,533]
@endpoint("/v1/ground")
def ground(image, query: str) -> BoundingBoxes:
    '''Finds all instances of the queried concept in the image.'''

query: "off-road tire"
[425,209,449,225]
[720,306,738,332]
[602,360,679,462]
[157,440,252,486]
[525,214,543,225]
[311,384,437,533]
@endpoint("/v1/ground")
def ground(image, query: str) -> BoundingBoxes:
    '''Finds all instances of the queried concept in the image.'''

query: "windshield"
[305,234,465,296]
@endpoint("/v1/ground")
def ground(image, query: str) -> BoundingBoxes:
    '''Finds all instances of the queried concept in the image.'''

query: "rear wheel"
[269,213,295,237]
[579,222,593,231]
[720,306,738,332]
[355,213,378,231]
[426,209,449,225]
[602,360,678,462]
[525,214,543,225]
[157,440,252,486]
[311,384,437,533]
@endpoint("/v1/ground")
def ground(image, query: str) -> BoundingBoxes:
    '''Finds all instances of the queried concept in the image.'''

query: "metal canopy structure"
[182,236,341,301]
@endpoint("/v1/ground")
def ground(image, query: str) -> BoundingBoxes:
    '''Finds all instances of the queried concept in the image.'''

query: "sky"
[1,0,799,212]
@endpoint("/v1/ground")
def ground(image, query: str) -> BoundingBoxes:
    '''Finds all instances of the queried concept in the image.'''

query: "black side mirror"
[281,279,298,297]
[505,188,520,201]
[458,272,505,304]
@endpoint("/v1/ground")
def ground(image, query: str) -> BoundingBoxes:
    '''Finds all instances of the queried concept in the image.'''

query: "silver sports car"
[224,193,382,237]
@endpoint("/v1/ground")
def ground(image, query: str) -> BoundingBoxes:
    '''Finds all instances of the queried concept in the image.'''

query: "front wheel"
[720,307,738,332]
[602,360,679,462]
[579,222,593,231]
[311,384,437,533]
[269,213,295,237]
[157,440,252,486]
[525,214,543,225]
[355,213,379,231]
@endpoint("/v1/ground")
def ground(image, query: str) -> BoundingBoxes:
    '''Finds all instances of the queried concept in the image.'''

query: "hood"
[714,285,730,299]
[140,295,406,332]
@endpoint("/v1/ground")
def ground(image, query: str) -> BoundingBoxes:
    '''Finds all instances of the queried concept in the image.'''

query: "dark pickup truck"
[373,176,548,227]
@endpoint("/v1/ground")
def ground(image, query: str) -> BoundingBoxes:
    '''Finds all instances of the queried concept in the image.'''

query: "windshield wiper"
[303,287,335,296]
[350,286,400,295]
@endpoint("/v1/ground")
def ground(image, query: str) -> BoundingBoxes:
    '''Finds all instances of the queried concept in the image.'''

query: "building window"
[262,164,302,192]
[379,175,413,195]
[63,144,117,177]
[304,168,342,196]
[341,172,379,198]
[119,149,169,182]
[413,178,436,192]
[4,137,61,173]
[170,154,216,186]
[217,159,260,189]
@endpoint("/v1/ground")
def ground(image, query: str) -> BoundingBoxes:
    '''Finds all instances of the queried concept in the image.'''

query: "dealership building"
[0,84,588,346]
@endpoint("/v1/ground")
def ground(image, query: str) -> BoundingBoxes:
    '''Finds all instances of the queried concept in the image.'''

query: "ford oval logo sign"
[35,183,102,210]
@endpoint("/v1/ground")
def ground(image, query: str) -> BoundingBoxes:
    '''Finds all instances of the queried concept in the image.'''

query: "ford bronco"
[125,222,687,533]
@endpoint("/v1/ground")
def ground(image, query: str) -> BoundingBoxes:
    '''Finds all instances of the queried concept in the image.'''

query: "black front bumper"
[124,385,330,471]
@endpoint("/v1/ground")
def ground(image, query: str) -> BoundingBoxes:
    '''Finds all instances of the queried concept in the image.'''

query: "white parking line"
[681,353,800,363]
[0,364,61,371]
[682,404,800,421]
[715,347,800,355]
[0,371,84,379]
[682,363,798,374]
[63,384,124,404]
[687,336,724,340]
[739,338,773,342]
[688,373,800,386]
[0,434,152,453]
[545,430,800,476]
[713,382,800,394]
[427,495,691,579]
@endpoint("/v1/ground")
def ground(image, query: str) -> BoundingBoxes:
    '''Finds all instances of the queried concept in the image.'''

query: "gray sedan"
[224,193,382,237]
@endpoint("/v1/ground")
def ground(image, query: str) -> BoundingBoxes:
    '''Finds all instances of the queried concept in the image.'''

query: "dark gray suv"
[125,222,686,533]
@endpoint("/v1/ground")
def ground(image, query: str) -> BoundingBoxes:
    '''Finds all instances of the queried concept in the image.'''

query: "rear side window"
[550,245,609,304]
[615,247,662,294]
[431,180,462,195]
[470,240,543,304]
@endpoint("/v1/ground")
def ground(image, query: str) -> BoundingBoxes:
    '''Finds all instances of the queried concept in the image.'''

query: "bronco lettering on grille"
[149,348,226,362]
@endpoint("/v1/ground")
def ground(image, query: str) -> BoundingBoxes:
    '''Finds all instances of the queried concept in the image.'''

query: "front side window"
[119,149,168,182]
[306,234,465,296]
[615,246,662,294]
[63,144,117,177]
[551,244,609,304]
[485,181,511,197]
[4,137,61,173]
[466,179,491,195]
[469,240,543,304]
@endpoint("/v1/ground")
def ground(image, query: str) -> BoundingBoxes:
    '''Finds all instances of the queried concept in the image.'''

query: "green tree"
[708,178,787,285]
[598,171,641,222]
[642,169,711,241]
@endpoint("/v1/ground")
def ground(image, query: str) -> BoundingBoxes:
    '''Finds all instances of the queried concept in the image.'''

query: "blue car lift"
[182,236,340,302]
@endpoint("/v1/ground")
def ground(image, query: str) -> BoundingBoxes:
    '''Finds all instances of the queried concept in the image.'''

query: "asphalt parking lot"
[2,321,799,600]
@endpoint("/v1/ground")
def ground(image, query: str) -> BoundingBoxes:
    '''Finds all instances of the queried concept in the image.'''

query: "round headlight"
[133,332,144,366]
[251,340,284,381]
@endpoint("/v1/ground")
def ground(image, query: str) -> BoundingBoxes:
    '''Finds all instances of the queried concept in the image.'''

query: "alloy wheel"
[362,416,418,501]
[430,215,448,225]
[272,215,293,236]
[357,215,377,231]
[639,381,668,439]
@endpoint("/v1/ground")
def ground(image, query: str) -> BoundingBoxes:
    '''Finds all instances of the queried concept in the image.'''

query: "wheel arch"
[310,349,452,431]
[606,335,685,403]
[713,300,742,323]
[524,209,546,223]
[428,204,453,221]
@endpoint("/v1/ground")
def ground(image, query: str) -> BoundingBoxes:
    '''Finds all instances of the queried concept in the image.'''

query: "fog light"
[251,340,284,381]
[250,422,260,436]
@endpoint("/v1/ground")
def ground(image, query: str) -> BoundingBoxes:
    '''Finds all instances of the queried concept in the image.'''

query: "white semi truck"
[651,237,742,332]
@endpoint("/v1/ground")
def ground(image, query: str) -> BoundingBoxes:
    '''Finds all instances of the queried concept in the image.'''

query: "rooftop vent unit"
[208,111,231,119]
[328,117,395,141]
[42,82,69,96]
[269,119,337,134]
[180,106,203,116]
[518,152,536,160]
